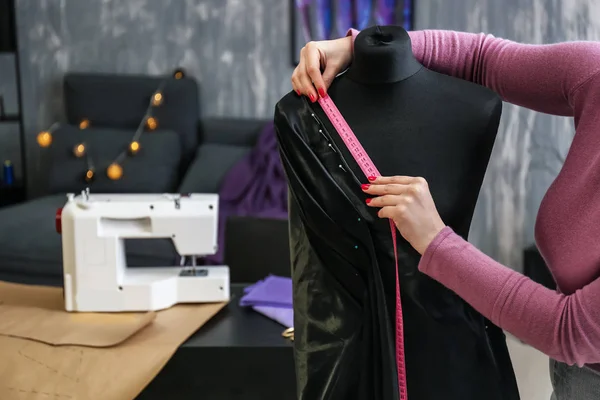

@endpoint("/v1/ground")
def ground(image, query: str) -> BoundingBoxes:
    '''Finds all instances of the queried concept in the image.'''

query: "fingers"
[368,175,426,186]
[305,42,327,98]
[291,47,317,101]
[362,176,430,212]
[291,67,301,95]
[321,64,338,91]
[298,69,318,102]
[290,42,325,102]
[365,194,406,207]
[377,205,405,220]
[362,183,409,196]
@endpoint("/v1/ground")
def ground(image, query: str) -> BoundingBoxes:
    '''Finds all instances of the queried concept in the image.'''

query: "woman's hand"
[362,176,446,255]
[291,36,353,102]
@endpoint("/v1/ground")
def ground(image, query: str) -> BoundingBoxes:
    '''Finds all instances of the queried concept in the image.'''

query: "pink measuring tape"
[318,95,408,400]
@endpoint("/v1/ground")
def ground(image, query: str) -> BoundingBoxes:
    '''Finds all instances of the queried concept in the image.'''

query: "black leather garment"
[274,93,520,400]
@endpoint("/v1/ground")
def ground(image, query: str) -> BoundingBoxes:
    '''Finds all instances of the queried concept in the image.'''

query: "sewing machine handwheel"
[55,208,63,234]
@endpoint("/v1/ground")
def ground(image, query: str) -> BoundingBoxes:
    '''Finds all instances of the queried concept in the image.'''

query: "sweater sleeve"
[346,28,600,117]
[345,27,600,365]
[420,227,600,366]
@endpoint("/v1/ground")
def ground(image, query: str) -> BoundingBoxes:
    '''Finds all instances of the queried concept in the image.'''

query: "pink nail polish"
[309,94,316,102]
[365,198,372,204]
[368,176,376,182]
[361,184,370,190]
[318,88,327,98]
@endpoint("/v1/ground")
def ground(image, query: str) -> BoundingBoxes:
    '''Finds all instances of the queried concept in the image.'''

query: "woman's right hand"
[291,35,353,102]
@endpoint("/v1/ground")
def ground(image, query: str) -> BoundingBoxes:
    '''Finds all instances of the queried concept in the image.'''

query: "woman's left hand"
[362,176,447,255]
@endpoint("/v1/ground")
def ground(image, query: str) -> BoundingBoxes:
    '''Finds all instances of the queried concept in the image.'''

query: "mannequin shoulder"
[275,91,305,111]
[425,69,501,121]
[414,69,502,136]
[274,91,303,122]
[273,91,320,143]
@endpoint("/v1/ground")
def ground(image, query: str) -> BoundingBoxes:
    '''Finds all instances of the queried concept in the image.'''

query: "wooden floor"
[506,334,553,400]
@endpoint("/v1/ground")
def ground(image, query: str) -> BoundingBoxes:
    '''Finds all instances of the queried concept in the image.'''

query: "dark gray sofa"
[0,72,270,286]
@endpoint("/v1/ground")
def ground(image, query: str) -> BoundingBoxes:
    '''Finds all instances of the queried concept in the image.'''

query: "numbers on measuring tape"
[318,95,409,399]
[320,98,379,179]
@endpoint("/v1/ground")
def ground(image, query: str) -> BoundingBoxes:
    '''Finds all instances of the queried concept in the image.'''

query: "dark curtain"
[0,0,16,52]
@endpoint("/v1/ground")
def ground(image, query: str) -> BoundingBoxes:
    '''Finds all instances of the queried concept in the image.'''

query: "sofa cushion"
[0,194,179,286]
[63,73,200,167]
[47,124,182,194]
[178,143,251,194]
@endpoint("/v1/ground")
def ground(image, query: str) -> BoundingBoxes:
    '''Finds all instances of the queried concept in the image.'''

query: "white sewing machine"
[58,189,230,312]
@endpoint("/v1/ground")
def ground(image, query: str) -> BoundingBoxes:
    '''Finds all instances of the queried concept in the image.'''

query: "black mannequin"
[318,25,501,204]
[309,25,514,398]
[346,25,422,84]
[274,25,519,400]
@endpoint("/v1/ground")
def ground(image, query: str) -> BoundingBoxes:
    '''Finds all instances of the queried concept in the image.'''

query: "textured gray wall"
[415,0,599,269]
[13,0,294,197]
[4,0,597,269]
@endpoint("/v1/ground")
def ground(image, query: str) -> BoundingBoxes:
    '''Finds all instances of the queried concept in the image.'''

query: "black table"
[136,284,297,400]
[0,183,25,208]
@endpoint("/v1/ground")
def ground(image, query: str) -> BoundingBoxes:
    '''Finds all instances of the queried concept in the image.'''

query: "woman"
[291,28,600,398]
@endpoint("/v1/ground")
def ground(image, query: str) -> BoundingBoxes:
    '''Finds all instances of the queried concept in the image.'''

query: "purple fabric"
[239,275,292,308]
[204,122,288,264]
[240,275,294,328]
[252,306,294,328]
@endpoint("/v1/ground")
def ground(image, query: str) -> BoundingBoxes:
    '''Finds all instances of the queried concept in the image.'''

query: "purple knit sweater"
[349,28,600,369]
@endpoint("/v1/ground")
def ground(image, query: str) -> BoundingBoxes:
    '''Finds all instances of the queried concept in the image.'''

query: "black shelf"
[0,182,25,207]
[0,0,27,196]
[0,0,16,53]
[0,114,20,123]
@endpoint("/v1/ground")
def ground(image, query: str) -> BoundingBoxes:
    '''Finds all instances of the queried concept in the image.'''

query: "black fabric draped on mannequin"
[274,25,520,400]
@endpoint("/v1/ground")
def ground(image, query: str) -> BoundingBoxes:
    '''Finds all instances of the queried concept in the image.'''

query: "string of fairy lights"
[36,68,186,182]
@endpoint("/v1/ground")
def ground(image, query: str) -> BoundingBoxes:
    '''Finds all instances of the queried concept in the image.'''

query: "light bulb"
[152,92,163,106]
[146,117,158,130]
[107,163,123,180]
[73,143,86,157]
[129,141,140,155]
[84,169,95,182]
[79,119,90,129]
[37,131,53,148]
[173,68,185,79]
